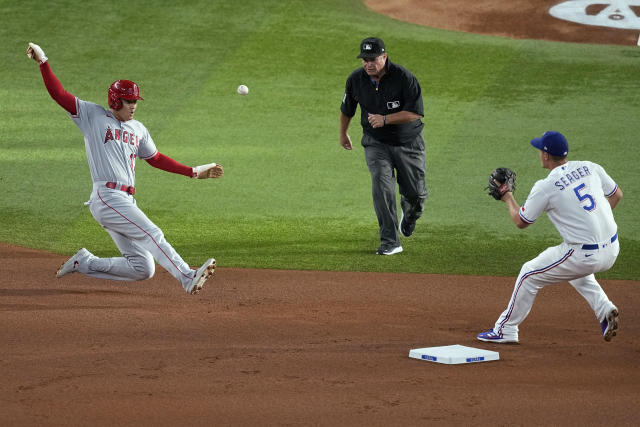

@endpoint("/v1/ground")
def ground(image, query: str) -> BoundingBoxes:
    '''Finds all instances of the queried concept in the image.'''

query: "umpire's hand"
[340,134,353,150]
[367,113,385,129]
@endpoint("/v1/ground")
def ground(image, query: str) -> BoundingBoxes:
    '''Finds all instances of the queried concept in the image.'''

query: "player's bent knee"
[131,257,155,280]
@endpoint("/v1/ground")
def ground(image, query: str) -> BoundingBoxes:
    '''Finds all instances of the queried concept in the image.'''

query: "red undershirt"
[39,62,194,177]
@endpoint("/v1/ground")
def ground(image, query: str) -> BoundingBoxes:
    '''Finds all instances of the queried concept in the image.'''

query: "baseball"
[237,84,249,95]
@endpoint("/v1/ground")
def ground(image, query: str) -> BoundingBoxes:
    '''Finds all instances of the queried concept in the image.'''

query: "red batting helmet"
[108,80,144,110]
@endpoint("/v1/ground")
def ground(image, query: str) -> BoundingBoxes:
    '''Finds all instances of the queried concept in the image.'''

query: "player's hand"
[367,113,385,129]
[340,134,353,150]
[26,42,48,64]
[193,163,223,179]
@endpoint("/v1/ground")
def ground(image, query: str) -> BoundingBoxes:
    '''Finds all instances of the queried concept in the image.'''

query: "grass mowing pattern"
[1,0,638,279]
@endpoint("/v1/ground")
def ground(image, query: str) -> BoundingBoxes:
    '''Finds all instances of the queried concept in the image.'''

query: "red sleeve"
[145,152,194,177]
[39,62,77,115]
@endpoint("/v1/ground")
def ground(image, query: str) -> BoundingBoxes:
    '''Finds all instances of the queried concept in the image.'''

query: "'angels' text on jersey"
[70,98,157,187]
[104,127,140,147]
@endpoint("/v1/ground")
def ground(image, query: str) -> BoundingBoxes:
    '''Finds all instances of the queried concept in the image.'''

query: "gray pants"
[362,132,428,247]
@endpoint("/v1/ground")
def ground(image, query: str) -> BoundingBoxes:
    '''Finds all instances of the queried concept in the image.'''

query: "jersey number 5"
[574,183,595,212]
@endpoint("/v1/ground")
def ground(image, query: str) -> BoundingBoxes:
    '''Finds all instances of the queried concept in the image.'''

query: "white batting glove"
[26,42,48,64]
[193,163,224,179]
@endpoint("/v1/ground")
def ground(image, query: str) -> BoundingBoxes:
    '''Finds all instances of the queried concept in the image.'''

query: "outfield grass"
[1,0,638,279]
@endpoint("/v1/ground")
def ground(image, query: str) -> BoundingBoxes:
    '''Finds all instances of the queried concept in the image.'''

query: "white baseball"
[237,84,249,95]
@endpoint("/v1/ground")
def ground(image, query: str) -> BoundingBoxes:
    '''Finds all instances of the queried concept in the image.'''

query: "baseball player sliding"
[479,131,623,343]
[27,42,222,295]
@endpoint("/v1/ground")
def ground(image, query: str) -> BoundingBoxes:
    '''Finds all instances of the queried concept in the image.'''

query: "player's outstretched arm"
[146,153,223,179]
[27,42,77,115]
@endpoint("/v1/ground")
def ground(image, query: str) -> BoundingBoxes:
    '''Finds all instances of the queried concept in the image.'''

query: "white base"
[409,344,499,365]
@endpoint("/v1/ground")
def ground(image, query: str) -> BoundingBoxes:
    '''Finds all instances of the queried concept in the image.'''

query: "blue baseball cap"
[530,131,569,157]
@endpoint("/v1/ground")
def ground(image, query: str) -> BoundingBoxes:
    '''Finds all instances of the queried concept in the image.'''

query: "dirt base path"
[365,0,639,45]
[2,243,639,425]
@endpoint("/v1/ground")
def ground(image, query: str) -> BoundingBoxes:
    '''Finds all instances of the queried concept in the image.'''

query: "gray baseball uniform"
[72,99,197,289]
[29,42,216,294]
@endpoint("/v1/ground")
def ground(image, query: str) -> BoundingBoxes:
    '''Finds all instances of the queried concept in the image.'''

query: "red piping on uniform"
[97,190,194,279]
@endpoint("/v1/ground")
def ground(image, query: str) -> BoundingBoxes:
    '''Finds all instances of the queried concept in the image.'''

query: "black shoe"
[399,211,416,237]
[376,245,403,256]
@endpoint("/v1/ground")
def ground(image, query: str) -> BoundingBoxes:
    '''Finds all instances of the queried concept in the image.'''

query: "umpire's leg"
[394,132,428,222]
[362,133,400,248]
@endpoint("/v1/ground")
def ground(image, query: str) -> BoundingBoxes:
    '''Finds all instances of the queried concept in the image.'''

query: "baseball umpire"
[27,42,222,295]
[340,37,428,255]
[478,131,623,343]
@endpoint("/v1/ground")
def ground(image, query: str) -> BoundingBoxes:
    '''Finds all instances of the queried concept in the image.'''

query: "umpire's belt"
[106,181,136,195]
[581,233,617,250]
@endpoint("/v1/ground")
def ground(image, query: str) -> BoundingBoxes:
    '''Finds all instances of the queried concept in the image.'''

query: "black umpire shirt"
[341,59,424,145]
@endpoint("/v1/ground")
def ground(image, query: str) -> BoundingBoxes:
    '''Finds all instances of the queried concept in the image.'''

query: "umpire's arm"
[339,112,354,150]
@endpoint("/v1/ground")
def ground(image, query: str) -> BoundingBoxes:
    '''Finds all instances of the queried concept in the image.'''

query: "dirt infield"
[4,3,640,426]
[2,243,639,425]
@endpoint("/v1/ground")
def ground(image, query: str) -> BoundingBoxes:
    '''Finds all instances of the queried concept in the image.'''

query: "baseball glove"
[486,167,516,200]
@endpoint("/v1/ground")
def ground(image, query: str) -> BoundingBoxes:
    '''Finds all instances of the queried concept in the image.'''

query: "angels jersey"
[519,160,618,245]
[70,98,158,186]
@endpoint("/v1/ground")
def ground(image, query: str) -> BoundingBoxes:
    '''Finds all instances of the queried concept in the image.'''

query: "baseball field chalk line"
[409,345,500,365]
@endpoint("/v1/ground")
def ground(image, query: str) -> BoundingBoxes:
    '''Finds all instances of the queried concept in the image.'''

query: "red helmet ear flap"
[108,90,122,109]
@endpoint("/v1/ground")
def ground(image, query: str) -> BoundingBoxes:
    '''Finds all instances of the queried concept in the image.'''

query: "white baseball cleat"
[601,308,619,342]
[187,258,216,295]
[56,248,91,278]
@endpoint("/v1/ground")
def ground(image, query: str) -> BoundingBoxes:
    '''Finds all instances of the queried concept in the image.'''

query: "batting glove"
[27,42,48,64]
[193,163,224,179]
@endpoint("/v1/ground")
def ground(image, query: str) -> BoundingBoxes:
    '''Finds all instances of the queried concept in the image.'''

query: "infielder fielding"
[478,131,622,343]
[340,37,428,256]
[27,42,222,295]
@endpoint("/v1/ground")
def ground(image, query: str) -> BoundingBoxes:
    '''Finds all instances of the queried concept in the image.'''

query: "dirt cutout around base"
[365,0,639,45]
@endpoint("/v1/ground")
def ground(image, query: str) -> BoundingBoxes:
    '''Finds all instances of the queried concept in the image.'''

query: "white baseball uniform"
[69,98,198,290]
[493,160,619,341]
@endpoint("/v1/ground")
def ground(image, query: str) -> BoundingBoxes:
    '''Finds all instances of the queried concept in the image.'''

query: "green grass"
[1,0,638,280]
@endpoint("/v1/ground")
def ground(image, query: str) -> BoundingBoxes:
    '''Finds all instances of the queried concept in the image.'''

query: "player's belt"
[581,233,617,250]
[105,181,136,195]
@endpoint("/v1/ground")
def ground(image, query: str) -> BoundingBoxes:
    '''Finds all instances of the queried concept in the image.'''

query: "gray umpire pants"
[362,132,428,247]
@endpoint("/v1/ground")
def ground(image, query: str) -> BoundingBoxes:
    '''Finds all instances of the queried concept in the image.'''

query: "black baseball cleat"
[399,211,416,237]
[376,245,403,256]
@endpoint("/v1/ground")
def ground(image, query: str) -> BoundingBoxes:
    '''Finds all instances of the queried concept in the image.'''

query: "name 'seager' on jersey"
[554,165,591,190]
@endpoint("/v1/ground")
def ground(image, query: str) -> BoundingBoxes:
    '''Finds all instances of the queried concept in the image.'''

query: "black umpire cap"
[357,37,386,59]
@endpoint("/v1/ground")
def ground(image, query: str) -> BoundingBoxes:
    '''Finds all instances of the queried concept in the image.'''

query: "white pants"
[80,183,196,290]
[494,238,619,340]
